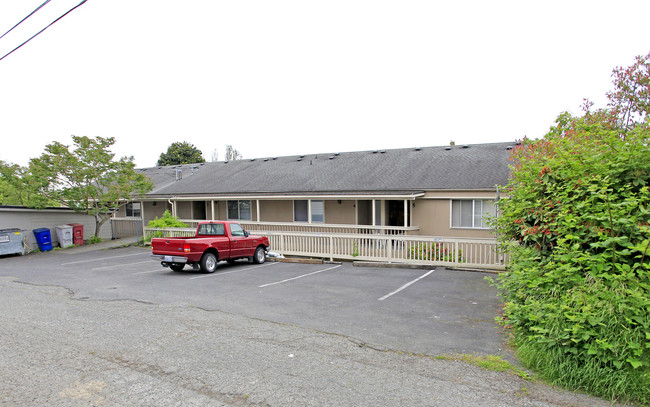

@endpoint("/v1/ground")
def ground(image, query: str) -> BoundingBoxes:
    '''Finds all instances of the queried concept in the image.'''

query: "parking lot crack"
[98,354,271,406]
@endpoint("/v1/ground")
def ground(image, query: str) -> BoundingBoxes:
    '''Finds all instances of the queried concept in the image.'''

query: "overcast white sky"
[0,0,648,168]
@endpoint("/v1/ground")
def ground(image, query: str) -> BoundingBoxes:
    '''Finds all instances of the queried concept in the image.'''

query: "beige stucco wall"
[175,201,193,219]
[259,200,293,222]
[136,192,498,239]
[325,200,356,224]
[413,196,496,238]
[143,202,169,221]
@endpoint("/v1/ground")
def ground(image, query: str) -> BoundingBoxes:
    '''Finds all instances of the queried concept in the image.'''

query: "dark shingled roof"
[138,142,515,197]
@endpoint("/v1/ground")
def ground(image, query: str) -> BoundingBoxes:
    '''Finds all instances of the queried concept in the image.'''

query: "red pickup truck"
[151,221,270,273]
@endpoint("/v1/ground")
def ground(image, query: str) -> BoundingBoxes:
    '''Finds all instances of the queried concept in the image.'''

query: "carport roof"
[138,141,515,198]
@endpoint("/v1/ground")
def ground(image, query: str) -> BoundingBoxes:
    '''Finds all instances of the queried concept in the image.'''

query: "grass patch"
[436,353,532,380]
[516,339,650,406]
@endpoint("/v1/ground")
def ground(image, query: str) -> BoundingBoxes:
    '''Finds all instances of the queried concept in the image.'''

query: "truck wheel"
[200,253,218,273]
[170,263,184,272]
[253,246,266,264]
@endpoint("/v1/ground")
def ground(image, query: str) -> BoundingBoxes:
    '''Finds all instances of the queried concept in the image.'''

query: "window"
[197,223,225,236]
[230,223,246,237]
[125,202,141,218]
[451,199,496,229]
[227,200,251,220]
[294,200,324,223]
[311,200,324,223]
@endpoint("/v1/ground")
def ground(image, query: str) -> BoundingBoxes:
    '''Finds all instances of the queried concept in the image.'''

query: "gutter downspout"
[168,199,176,218]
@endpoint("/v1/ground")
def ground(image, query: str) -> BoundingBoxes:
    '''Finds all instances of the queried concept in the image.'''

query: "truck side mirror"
[244,230,250,237]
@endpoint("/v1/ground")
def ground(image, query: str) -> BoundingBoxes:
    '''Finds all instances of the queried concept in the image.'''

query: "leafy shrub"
[495,52,650,405]
[146,210,188,239]
[409,243,463,262]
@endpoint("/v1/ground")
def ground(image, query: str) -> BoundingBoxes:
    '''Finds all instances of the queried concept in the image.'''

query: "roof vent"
[334,152,340,156]
[224,161,229,164]
[272,157,277,160]
[263,158,269,162]
[329,156,335,160]
[506,146,514,151]
[414,147,421,151]
[380,150,386,154]
[297,158,302,162]
[250,158,255,162]
[372,150,378,154]
[461,145,469,148]
[444,146,452,151]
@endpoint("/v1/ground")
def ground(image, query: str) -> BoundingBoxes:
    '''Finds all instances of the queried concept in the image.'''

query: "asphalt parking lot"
[1,244,622,406]
[0,245,507,358]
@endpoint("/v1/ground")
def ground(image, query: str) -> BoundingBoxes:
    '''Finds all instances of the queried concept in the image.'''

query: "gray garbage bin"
[55,224,74,248]
[0,229,24,256]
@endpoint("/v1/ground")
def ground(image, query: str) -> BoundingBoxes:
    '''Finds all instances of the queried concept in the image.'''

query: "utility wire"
[0,0,52,40]
[0,0,88,63]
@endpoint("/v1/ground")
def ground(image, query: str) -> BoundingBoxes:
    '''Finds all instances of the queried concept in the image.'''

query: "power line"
[0,0,52,40]
[0,0,88,63]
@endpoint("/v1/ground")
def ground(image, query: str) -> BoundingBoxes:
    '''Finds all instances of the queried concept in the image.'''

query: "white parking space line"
[60,252,146,266]
[189,262,279,280]
[91,261,153,271]
[259,265,342,288]
[132,269,164,275]
[378,269,436,301]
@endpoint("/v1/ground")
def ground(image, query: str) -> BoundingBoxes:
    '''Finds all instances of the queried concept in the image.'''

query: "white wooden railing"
[144,227,507,271]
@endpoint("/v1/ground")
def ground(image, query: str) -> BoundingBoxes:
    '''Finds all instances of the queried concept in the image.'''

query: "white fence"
[144,227,507,270]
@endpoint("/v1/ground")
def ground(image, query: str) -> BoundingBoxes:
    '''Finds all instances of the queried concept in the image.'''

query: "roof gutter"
[143,192,425,202]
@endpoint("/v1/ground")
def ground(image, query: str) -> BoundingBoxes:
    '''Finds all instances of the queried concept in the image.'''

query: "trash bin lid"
[33,228,50,233]
[0,228,21,233]
[56,224,73,229]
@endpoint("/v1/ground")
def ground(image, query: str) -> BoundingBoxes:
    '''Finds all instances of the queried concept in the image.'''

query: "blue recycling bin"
[33,228,53,252]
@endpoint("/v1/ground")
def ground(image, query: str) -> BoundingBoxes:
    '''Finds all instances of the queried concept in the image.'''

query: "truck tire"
[253,246,266,264]
[200,252,218,273]
[170,263,185,272]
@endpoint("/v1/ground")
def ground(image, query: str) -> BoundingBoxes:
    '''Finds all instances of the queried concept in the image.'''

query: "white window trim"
[293,199,325,223]
[449,199,495,230]
[227,200,252,221]
[125,202,141,218]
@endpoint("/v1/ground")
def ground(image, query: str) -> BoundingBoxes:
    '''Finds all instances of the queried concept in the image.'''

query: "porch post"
[140,200,145,240]
[308,199,312,224]
[404,199,408,227]
[211,200,215,220]
[256,200,261,222]
[372,199,376,226]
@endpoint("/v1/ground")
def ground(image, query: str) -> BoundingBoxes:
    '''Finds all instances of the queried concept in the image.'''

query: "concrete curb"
[353,261,504,274]
[267,257,323,264]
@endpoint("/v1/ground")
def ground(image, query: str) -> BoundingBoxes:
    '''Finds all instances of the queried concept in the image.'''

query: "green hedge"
[495,116,650,404]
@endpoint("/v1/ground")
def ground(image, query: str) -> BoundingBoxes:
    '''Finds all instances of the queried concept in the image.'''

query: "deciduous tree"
[0,160,57,208]
[157,142,205,166]
[37,135,153,238]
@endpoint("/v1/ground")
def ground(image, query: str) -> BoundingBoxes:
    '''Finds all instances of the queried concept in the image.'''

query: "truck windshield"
[198,223,225,236]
